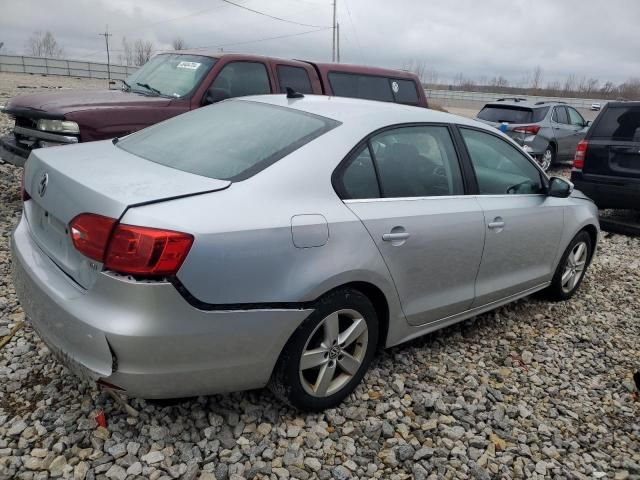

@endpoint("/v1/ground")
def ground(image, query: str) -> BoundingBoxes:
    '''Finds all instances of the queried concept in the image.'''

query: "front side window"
[277,65,313,94]
[461,128,544,195]
[117,100,339,181]
[328,72,394,102]
[567,107,585,126]
[125,54,216,98]
[210,61,271,99]
[370,126,464,197]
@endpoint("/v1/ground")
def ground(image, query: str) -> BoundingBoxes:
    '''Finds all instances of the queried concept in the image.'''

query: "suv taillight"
[573,140,588,169]
[69,214,193,276]
[21,170,31,202]
[512,125,541,135]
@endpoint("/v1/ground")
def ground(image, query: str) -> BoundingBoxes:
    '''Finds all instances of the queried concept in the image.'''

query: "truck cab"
[0,52,427,167]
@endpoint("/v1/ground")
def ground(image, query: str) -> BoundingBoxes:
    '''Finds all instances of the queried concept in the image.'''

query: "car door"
[551,106,572,158]
[336,125,485,326]
[566,106,589,152]
[458,127,565,306]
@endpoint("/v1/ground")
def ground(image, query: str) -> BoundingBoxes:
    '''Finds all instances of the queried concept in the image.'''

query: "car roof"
[606,101,640,107]
[236,94,489,131]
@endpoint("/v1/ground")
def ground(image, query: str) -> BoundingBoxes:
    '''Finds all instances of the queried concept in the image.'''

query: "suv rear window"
[391,79,420,105]
[477,105,548,124]
[591,105,640,141]
[117,100,340,181]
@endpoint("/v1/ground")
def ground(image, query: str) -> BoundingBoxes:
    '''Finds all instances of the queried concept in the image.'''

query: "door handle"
[382,232,411,241]
[488,217,505,230]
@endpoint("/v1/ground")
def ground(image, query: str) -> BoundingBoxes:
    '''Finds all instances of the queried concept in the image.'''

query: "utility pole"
[99,25,113,84]
[336,23,340,63]
[331,0,337,62]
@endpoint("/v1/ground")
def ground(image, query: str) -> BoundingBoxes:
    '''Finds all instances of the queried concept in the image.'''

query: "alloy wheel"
[299,309,369,397]
[561,241,588,293]
[539,148,553,171]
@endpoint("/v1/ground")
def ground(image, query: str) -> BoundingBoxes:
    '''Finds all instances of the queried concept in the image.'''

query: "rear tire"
[538,145,555,171]
[544,230,592,301]
[269,288,378,411]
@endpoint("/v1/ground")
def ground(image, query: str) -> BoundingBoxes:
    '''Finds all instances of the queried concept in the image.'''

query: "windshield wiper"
[136,82,162,96]
[121,79,131,92]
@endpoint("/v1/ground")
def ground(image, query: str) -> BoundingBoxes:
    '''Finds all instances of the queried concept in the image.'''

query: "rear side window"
[477,106,533,124]
[277,65,313,94]
[117,101,340,181]
[391,79,420,105]
[591,106,640,141]
[329,72,394,102]
[336,146,380,199]
[531,107,550,122]
[211,61,271,99]
[552,106,569,124]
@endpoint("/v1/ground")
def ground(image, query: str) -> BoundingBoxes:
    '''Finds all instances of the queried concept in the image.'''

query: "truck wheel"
[269,288,378,411]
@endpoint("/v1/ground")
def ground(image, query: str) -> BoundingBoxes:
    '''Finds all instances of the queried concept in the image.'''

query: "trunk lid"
[23,140,230,289]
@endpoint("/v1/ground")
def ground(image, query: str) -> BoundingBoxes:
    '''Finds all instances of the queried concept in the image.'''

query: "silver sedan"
[12,94,599,410]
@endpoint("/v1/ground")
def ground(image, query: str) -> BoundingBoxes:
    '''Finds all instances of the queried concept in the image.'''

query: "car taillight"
[69,214,193,276]
[104,224,193,276]
[21,170,31,202]
[573,140,588,169]
[70,214,117,262]
[512,125,540,135]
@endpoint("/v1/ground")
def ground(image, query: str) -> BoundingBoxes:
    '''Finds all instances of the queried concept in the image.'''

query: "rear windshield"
[477,105,548,124]
[117,101,340,181]
[329,72,394,102]
[591,106,640,141]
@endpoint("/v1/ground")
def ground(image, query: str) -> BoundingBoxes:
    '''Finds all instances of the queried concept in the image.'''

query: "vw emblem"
[391,81,399,93]
[38,172,49,197]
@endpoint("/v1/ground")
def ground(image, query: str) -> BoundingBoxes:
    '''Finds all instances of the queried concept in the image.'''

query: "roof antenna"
[286,87,304,99]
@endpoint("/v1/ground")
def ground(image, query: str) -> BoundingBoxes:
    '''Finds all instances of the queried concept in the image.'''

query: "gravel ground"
[1,73,639,480]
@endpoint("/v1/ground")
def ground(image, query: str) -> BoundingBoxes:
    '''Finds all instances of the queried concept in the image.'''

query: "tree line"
[21,31,188,67]
[405,60,640,101]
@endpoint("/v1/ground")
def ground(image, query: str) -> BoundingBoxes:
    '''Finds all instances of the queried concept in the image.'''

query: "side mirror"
[547,176,573,198]
[584,120,592,128]
[202,88,230,106]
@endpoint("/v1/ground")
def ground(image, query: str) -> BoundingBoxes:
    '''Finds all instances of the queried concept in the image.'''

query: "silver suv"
[476,98,590,170]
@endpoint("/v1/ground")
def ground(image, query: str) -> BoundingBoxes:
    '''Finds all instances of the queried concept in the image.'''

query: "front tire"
[544,231,592,301]
[269,288,378,411]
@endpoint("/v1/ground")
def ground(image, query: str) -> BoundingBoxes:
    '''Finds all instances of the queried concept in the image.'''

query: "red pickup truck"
[0,52,428,166]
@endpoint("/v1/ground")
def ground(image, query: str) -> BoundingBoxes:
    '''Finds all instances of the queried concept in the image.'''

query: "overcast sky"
[1,0,638,85]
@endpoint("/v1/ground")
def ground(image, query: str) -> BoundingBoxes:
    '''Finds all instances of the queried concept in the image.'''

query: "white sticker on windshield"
[176,61,201,70]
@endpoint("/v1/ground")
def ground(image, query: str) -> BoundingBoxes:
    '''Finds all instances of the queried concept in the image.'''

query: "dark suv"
[476,99,590,170]
[571,102,640,209]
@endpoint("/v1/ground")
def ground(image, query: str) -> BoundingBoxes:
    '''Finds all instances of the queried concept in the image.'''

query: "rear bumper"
[571,171,640,210]
[0,133,29,167]
[11,215,312,398]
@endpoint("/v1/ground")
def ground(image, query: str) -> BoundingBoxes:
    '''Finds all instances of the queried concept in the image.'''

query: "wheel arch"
[580,223,599,264]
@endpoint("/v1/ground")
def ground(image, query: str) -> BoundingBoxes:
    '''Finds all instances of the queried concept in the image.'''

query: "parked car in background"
[591,103,602,111]
[476,99,590,171]
[571,101,640,209]
[0,52,428,166]
[13,93,599,410]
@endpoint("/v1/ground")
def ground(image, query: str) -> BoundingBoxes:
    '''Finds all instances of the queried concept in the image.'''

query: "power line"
[343,0,365,63]
[190,27,331,50]
[109,3,230,34]
[218,0,329,28]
